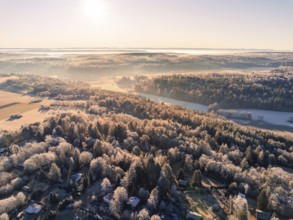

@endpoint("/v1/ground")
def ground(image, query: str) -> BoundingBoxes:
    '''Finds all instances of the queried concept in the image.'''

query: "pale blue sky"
[0,0,292,49]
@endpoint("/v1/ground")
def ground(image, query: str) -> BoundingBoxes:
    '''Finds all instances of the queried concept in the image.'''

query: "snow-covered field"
[235,108,293,128]
[0,88,53,131]
[135,93,208,112]
[136,92,293,129]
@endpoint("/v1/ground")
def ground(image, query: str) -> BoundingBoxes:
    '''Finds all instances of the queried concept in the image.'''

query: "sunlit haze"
[0,0,293,50]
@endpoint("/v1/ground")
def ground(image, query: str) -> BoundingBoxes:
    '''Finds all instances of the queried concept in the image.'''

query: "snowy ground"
[135,92,293,132]
[229,108,293,128]
[134,92,209,112]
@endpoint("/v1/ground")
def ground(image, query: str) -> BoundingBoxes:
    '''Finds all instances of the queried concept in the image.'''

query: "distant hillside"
[135,69,293,112]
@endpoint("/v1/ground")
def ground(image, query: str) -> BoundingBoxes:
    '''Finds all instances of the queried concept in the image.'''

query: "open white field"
[0,105,53,131]
[0,90,33,107]
[0,90,53,131]
[135,92,293,137]
[134,92,209,112]
[135,92,293,127]
[0,103,40,121]
[236,108,293,128]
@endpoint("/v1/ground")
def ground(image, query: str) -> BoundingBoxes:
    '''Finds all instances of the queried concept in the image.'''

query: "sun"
[84,0,106,22]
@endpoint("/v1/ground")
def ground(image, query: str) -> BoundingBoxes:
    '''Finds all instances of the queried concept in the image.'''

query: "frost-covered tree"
[110,187,128,218]
[139,187,150,202]
[0,177,26,197]
[121,165,137,195]
[158,172,169,199]
[0,213,9,220]
[24,152,56,173]
[241,158,249,170]
[177,169,185,180]
[147,187,159,213]
[90,157,106,180]
[150,215,161,220]
[257,189,268,211]
[48,163,61,181]
[0,192,26,214]
[101,178,112,194]
[191,170,202,187]
[162,164,174,187]
[184,154,193,173]
[138,208,150,220]
[237,203,248,220]
[79,151,93,167]
[146,156,161,189]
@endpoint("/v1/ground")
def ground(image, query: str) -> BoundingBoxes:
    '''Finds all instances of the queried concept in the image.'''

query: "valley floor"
[133,92,293,137]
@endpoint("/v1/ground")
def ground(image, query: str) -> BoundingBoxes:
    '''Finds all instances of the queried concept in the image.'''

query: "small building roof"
[25,203,43,214]
[21,186,31,192]
[103,193,114,203]
[127,196,140,208]
[71,173,83,182]
[16,163,25,170]
[256,209,270,220]
[186,211,202,220]
[188,211,201,217]
[179,179,188,186]
[0,148,7,153]
[238,193,246,198]
[212,203,220,212]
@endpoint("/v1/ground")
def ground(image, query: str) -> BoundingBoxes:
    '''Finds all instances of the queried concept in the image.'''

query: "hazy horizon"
[1,0,293,50]
[0,47,289,51]
[0,47,280,51]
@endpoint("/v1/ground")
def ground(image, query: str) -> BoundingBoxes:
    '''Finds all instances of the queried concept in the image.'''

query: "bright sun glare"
[84,0,106,22]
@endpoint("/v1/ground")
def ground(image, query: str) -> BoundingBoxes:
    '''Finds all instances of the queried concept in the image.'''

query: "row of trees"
[135,71,293,111]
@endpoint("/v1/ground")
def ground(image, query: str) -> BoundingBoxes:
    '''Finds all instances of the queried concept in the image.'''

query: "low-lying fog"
[1,49,292,82]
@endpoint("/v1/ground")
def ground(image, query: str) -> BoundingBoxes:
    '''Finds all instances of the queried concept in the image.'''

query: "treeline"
[0,74,92,100]
[0,75,292,219]
[135,71,293,111]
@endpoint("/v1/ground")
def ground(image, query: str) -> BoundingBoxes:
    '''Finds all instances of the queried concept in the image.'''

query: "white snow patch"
[136,93,208,112]
[136,93,293,128]
[235,108,293,128]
